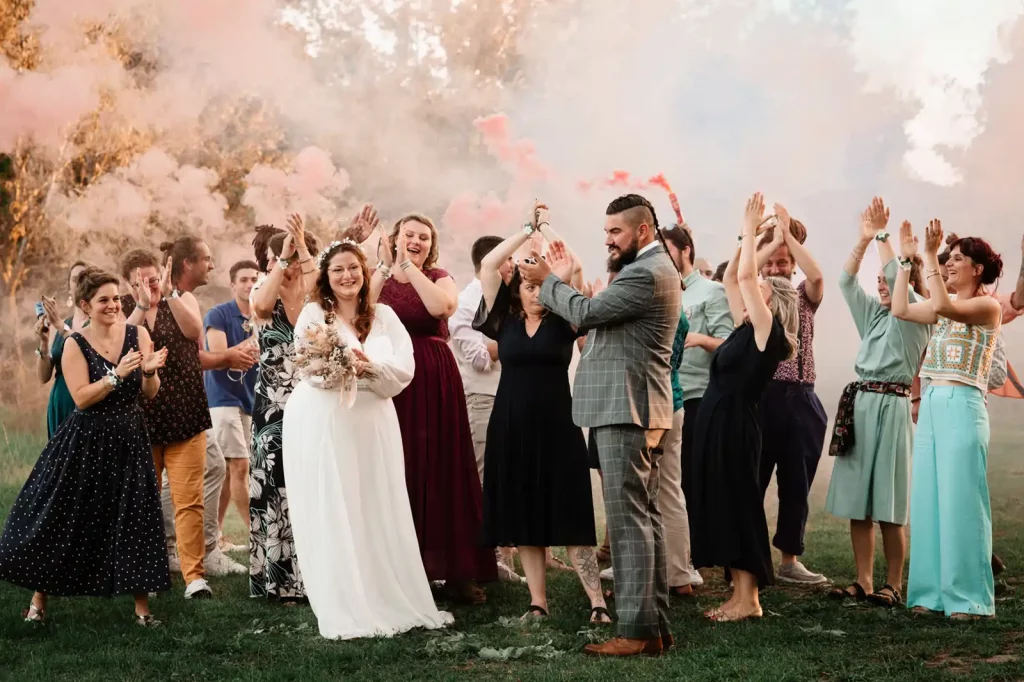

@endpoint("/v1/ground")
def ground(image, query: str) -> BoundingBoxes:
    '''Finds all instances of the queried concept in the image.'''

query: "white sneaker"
[184,578,213,599]
[167,552,181,573]
[777,561,828,586]
[204,548,247,577]
[599,567,614,581]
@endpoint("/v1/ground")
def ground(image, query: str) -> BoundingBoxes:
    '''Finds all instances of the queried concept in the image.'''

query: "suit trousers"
[757,381,827,557]
[594,424,669,640]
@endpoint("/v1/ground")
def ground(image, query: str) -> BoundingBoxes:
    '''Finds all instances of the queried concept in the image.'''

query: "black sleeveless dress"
[688,320,790,587]
[0,325,171,596]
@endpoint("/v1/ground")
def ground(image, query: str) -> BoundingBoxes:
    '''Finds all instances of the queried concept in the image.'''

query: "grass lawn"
[0,403,1022,681]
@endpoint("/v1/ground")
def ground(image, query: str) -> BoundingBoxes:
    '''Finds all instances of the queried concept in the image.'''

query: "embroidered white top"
[919,313,999,392]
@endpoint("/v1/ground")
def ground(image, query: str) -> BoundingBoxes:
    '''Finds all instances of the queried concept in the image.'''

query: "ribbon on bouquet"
[338,371,358,409]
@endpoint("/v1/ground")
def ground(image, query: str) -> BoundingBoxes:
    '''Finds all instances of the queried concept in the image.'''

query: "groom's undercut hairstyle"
[471,236,503,273]
[606,194,659,233]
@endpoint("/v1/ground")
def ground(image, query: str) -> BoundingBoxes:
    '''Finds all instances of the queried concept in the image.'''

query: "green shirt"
[670,310,690,412]
[840,258,932,384]
[678,271,734,402]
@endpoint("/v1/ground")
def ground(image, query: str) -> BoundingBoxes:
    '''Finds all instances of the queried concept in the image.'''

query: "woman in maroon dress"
[371,213,497,603]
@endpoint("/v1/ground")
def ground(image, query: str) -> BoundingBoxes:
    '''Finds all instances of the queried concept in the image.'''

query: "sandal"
[950,612,993,622]
[865,584,902,608]
[828,582,867,602]
[910,606,941,617]
[521,605,548,620]
[22,604,45,624]
[589,606,613,624]
[547,556,574,572]
[135,614,162,627]
[710,608,763,622]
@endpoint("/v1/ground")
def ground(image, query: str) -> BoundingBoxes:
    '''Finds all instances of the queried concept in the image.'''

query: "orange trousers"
[153,432,207,584]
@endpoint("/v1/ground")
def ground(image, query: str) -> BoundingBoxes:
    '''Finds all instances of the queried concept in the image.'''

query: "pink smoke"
[242,146,351,229]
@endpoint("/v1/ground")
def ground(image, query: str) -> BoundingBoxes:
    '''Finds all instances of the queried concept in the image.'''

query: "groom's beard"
[606,239,640,271]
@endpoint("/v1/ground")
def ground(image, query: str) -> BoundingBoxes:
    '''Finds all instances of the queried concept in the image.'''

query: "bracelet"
[169,289,181,299]
[277,258,291,271]
[537,221,550,230]
[143,369,156,378]
[875,232,890,242]
[376,263,392,278]
[136,302,151,312]
[399,260,412,271]
[298,256,313,264]
[522,221,534,236]
[35,348,48,359]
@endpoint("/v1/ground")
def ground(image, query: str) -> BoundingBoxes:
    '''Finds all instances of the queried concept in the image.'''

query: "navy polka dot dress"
[0,325,171,597]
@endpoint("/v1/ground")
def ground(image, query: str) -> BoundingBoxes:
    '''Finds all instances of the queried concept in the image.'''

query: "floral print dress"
[249,296,306,601]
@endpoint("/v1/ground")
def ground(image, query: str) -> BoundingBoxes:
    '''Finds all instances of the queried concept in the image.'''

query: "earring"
[66,294,73,308]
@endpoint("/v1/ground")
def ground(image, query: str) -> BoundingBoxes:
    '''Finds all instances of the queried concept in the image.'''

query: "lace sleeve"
[362,305,416,399]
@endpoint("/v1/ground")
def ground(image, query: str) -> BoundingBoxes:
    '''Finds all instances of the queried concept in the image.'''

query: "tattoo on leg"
[572,547,601,593]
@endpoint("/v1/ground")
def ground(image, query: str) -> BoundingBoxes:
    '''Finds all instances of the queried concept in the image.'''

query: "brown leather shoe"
[582,637,663,657]
[662,633,675,651]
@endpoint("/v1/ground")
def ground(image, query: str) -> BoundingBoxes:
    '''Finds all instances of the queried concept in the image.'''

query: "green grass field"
[0,404,1022,681]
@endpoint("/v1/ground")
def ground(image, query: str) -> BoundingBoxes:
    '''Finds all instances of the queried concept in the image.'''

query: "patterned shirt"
[669,310,690,412]
[920,312,999,392]
[123,297,212,444]
[772,280,819,384]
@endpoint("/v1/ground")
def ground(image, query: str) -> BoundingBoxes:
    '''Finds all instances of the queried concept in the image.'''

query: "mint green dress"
[824,259,932,525]
[45,320,81,439]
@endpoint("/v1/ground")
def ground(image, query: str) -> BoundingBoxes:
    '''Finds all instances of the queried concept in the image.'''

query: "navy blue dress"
[0,325,170,596]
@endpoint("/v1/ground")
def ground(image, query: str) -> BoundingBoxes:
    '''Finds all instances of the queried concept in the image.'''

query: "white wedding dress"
[282,302,453,639]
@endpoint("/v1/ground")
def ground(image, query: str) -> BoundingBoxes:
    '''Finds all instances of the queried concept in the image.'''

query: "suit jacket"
[540,243,682,430]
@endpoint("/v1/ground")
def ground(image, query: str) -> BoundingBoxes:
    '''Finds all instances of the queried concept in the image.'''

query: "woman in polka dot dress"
[0,268,171,626]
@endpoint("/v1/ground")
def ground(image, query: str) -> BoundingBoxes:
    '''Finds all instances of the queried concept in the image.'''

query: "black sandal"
[866,584,902,608]
[589,606,613,624]
[521,605,548,619]
[828,582,867,602]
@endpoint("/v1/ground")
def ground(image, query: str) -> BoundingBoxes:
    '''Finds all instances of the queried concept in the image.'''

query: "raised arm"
[480,225,531,311]
[396,230,458,318]
[1012,234,1024,311]
[722,243,745,326]
[535,204,584,290]
[285,214,318,294]
[921,219,1001,327]
[252,261,287,321]
[892,221,939,324]
[776,204,824,304]
[34,318,55,383]
[158,257,203,341]
[741,194,775,350]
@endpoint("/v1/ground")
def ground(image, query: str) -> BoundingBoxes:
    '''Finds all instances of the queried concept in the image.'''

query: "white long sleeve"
[363,304,415,399]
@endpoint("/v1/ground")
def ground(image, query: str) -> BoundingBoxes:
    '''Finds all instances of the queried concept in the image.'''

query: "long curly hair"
[312,242,375,343]
[387,213,440,270]
[764,276,800,361]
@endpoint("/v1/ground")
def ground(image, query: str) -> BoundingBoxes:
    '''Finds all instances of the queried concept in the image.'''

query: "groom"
[520,194,681,657]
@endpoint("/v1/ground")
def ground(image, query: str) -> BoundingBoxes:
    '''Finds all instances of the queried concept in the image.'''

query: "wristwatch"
[875,232,890,242]
[522,221,535,236]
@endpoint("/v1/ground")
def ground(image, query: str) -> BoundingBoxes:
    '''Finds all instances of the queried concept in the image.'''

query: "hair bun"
[945,232,959,247]
[158,241,174,253]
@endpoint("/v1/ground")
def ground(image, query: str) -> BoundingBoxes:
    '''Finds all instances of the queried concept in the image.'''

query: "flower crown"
[316,239,359,268]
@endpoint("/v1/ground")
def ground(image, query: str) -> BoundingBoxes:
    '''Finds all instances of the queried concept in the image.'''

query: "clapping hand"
[345,204,379,243]
[743,193,766,236]
[34,316,49,345]
[774,203,794,242]
[861,197,890,242]
[285,214,309,258]
[41,296,61,330]
[159,257,174,297]
[547,240,575,283]
[352,348,376,378]
[923,219,944,255]
[227,341,258,371]
[518,250,551,285]
[899,220,918,260]
[115,350,143,379]
[134,268,153,309]
[142,346,168,373]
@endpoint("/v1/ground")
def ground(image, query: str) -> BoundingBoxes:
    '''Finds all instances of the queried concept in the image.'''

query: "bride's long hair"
[313,242,375,343]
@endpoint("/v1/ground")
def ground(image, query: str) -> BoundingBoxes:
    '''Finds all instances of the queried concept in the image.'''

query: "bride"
[282,239,453,639]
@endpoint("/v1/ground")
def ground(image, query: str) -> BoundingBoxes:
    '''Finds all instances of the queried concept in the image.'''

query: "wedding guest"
[205,261,261,550]
[0,267,170,626]
[474,212,609,624]
[893,220,1002,620]
[694,258,714,279]
[121,241,214,600]
[755,213,829,585]
[249,217,320,604]
[372,213,497,602]
[674,227,733,591]
[712,261,728,283]
[282,240,452,639]
[449,236,521,583]
[825,199,932,608]
[689,194,799,622]
[34,261,91,437]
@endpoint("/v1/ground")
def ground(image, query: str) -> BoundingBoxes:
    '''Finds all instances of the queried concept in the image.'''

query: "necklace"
[88,328,123,363]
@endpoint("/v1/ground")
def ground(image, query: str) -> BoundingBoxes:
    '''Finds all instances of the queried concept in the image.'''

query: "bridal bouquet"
[294,322,359,406]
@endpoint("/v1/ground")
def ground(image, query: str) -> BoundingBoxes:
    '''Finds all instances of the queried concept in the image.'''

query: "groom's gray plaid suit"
[539,242,681,640]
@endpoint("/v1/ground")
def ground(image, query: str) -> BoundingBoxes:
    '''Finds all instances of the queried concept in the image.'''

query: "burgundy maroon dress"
[379,269,497,583]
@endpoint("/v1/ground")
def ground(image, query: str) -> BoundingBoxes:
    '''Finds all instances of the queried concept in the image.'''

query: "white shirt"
[449,278,500,396]
[638,240,659,257]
